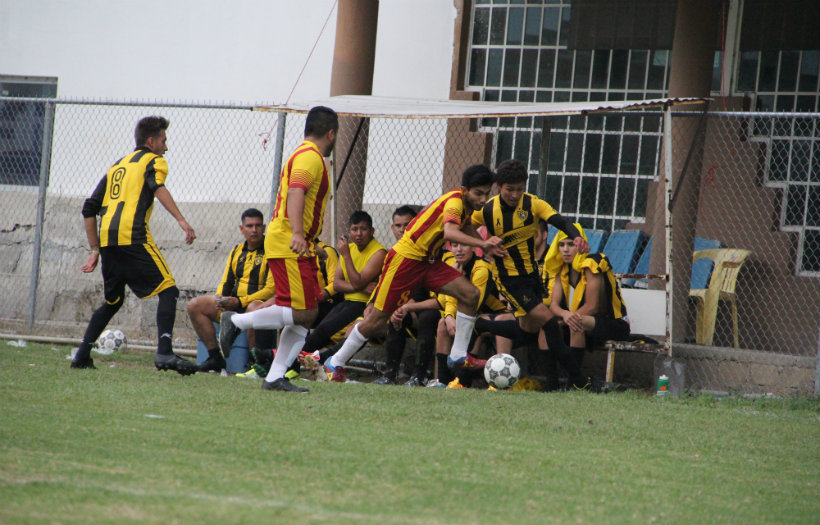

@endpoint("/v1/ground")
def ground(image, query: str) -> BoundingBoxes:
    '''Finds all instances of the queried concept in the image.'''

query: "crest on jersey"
[518,210,528,220]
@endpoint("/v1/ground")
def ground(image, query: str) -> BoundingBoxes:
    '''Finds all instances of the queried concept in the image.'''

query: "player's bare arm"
[155,186,196,245]
[443,222,507,258]
[286,187,310,256]
[80,216,100,273]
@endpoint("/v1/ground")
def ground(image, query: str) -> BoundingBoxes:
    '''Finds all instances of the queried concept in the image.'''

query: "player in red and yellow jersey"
[220,106,338,393]
[323,165,508,382]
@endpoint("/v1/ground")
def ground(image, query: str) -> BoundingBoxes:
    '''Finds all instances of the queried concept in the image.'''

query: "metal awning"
[254,95,708,118]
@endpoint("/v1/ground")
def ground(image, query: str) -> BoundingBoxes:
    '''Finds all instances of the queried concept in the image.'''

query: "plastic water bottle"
[656,374,669,397]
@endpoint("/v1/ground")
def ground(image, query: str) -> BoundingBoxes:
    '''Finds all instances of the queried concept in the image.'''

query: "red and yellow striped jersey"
[393,189,467,261]
[265,141,330,259]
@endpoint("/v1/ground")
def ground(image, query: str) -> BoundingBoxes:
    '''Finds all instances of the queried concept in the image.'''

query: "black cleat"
[219,311,241,358]
[197,355,226,373]
[572,376,605,393]
[251,347,273,372]
[261,377,308,393]
[70,357,96,369]
[154,353,197,376]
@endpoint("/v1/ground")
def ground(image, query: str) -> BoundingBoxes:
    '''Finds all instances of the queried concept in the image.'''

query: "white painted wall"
[0,0,454,102]
[0,1,455,205]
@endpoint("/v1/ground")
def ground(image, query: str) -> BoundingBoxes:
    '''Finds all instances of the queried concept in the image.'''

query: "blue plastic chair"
[690,237,723,289]
[586,229,609,254]
[623,236,723,289]
[196,322,250,373]
[622,236,654,288]
[602,230,647,275]
[546,226,607,253]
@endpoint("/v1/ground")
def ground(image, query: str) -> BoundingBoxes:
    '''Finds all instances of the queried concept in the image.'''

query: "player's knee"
[245,300,264,313]
[460,284,480,310]
[186,295,204,315]
[158,285,179,304]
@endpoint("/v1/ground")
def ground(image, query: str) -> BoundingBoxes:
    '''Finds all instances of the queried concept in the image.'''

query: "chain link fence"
[1,97,817,396]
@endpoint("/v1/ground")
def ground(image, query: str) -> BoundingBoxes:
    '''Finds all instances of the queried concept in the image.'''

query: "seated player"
[545,224,630,389]
[373,205,441,386]
[187,208,275,372]
[298,210,386,357]
[434,241,507,388]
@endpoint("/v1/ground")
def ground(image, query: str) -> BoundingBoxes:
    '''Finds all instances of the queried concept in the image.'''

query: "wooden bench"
[600,288,668,383]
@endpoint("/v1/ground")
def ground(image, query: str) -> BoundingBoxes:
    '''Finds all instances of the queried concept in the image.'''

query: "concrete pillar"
[649,0,719,344]
[443,0,492,191]
[329,0,378,237]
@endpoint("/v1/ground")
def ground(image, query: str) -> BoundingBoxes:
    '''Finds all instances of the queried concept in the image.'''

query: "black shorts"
[496,274,544,314]
[100,244,175,303]
[589,315,631,347]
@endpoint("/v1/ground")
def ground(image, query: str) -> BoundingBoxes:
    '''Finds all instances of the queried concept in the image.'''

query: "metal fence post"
[269,111,287,219]
[663,105,674,355]
[27,100,55,329]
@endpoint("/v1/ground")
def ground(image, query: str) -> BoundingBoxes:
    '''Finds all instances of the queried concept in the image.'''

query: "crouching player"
[322,165,508,382]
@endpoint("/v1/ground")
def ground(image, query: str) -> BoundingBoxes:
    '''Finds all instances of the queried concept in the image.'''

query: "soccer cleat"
[297,350,320,365]
[404,375,426,387]
[284,369,300,381]
[197,355,226,373]
[425,379,446,388]
[236,368,260,379]
[70,357,96,369]
[323,360,346,383]
[261,377,309,393]
[251,347,274,370]
[372,374,396,385]
[446,377,465,389]
[487,385,498,391]
[572,376,604,393]
[154,353,197,376]
[447,353,487,370]
[218,311,241,357]
[446,355,465,370]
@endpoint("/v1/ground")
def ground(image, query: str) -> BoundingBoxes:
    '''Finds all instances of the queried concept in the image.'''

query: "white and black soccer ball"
[95,329,127,355]
[484,353,520,389]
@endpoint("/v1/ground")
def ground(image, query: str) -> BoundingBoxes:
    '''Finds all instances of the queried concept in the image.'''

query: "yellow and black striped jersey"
[440,254,506,317]
[85,147,167,247]
[316,241,339,296]
[471,192,558,279]
[217,240,275,308]
[554,253,628,319]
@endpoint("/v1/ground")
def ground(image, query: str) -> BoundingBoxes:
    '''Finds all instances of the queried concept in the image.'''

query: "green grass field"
[1,341,818,525]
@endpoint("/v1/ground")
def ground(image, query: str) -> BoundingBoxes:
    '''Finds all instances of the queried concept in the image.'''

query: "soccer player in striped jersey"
[72,116,197,374]
[545,224,630,389]
[472,159,594,390]
[219,106,337,392]
[186,208,275,373]
[322,165,508,382]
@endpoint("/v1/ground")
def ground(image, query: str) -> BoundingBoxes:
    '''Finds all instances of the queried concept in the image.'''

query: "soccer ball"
[484,353,520,390]
[95,329,127,355]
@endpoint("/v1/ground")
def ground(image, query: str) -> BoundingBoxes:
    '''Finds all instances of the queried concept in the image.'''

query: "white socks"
[266,324,309,382]
[328,324,368,368]
[449,311,477,361]
[231,304,293,330]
